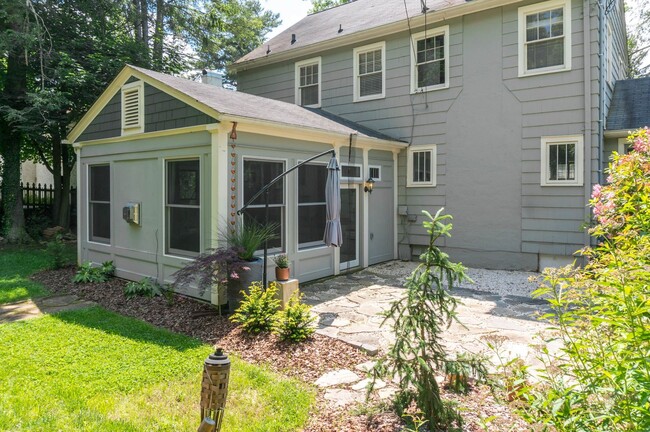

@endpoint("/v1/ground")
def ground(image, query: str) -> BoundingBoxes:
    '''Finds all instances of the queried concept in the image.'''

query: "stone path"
[0,294,96,323]
[304,261,555,405]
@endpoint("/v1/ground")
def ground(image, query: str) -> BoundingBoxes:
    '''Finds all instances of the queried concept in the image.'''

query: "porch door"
[340,186,359,270]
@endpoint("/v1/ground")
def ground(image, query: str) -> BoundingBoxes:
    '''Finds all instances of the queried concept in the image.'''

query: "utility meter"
[122,202,141,226]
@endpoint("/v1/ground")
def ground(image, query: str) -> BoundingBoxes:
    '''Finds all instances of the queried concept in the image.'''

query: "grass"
[0,243,76,304]
[0,307,315,431]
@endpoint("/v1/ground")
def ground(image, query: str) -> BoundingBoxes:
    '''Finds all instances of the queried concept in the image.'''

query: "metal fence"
[20,182,77,222]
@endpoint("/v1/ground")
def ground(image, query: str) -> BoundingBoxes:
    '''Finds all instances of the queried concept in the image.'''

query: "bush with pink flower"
[521,128,650,431]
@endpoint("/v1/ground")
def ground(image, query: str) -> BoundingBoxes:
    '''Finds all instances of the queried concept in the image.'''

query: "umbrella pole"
[263,190,269,288]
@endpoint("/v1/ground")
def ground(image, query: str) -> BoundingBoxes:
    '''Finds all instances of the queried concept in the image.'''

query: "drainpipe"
[598,0,606,185]
[583,0,594,252]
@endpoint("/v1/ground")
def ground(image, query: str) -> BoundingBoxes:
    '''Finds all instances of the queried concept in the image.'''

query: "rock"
[355,361,376,372]
[323,389,362,407]
[352,378,385,391]
[315,369,361,387]
[378,387,397,400]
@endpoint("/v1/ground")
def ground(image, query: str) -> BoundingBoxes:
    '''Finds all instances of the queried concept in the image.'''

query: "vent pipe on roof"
[420,0,429,12]
[338,24,343,33]
[291,33,296,44]
[266,45,271,55]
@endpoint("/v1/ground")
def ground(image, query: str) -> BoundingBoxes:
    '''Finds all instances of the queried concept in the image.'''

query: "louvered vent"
[121,81,143,134]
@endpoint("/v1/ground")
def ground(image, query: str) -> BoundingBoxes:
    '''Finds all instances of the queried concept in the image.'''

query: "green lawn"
[0,307,314,431]
[0,244,76,304]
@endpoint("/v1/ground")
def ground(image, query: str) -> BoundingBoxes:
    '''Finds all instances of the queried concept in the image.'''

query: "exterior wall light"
[364,177,375,193]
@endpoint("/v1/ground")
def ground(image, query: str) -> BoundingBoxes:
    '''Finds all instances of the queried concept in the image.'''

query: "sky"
[262,0,312,39]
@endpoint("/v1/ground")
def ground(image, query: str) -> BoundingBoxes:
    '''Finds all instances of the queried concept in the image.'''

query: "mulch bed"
[31,267,529,431]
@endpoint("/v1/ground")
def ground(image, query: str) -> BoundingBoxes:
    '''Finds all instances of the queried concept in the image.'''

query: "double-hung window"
[166,159,201,256]
[295,57,321,107]
[353,42,385,101]
[242,158,285,251]
[88,164,111,244]
[410,26,449,93]
[519,0,571,76]
[298,163,328,249]
[541,135,583,186]
[407,146,437,187]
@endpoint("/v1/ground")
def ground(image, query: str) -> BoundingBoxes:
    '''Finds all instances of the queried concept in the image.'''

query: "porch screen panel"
[298,163,327,249]
[243,159,285,250]
[89,164,110,243]
[166,159,200,256]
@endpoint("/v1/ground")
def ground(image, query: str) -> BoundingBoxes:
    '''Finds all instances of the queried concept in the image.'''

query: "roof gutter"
[230,0,525,73]
[218,114,407,150]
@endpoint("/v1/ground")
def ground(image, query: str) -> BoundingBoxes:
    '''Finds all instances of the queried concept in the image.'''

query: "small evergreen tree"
[372,208,471,430]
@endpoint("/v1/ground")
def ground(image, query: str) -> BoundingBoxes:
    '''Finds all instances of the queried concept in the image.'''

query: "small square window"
[407,146,436,187]
[518,0,571,76]
[368,165,381,181]
[353,42,385,102]
[410,27,449,93]
[295,58,321,108]
[341,164,362,181]
[541,135,583,186]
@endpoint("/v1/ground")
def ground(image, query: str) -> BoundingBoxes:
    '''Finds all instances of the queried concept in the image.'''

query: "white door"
[339,185,359,270]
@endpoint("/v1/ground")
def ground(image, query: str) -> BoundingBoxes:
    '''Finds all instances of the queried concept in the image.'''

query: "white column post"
[209,124,229,249]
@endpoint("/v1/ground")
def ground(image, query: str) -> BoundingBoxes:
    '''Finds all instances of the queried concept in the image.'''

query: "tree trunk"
[51,128,62,226]
[0,35,29,243]
[152,0,164,67]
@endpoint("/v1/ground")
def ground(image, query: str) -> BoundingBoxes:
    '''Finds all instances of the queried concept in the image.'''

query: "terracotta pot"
[275,267,290,281]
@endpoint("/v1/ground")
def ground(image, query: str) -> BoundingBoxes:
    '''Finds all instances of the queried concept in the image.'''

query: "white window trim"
[617,137,631,155]
[410,26,450,94]
[540,135,583,186]
[353,41,386,102]
[240,156,288,254]
[340,163,363,182]
[294,57,322,108]
[518,0,572,77]
[368,165,382,182]
[163,157,203,259]
[407,145,437,187]
[87,163,111,246]
[120,80,145,135]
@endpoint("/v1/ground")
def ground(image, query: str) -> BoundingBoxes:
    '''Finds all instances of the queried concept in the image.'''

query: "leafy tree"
[626,1,649,77]
[306,0,350,13]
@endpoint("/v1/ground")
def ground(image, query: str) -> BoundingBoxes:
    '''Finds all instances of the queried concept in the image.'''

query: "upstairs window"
[166,159,201,256]
[410,26,449,93]
[353,42,385,101]
[121,80,144,135]
[88,164,111,244]
[407,146,436,187]
[295,57,321,108]
[541,135,583,186]
[519,0,571,76]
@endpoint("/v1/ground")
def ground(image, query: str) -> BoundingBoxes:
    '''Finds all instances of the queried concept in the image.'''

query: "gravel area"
[368,260,539,298]
[31,266,531,432]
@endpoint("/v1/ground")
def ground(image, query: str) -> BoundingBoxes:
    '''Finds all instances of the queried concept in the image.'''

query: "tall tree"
[0,0,36,242]
[626,0,650,77]
[306,0,350,13]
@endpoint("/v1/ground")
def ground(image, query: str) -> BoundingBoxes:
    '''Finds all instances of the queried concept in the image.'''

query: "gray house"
[67,65,405,301]
[232,0,628,271]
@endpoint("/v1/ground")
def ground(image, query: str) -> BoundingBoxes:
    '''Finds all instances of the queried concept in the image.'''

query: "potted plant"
[273,254,290,281]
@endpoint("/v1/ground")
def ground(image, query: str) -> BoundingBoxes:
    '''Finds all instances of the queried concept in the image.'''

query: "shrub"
[46,234,66,269]
[230,281,280,334]
[124,278,162,299]
[520,128,650,431]
[371,208,471,430]
[73,260,115,284]
[273,292,316,342]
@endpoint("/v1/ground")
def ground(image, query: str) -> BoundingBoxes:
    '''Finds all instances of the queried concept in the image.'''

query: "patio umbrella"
[323,155,343,247]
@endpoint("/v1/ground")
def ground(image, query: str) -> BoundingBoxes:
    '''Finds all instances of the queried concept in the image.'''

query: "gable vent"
[121,81,144,134]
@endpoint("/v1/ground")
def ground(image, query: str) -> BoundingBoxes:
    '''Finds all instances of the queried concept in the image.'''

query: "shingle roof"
[129,65,401,142]
[607,77,650,131]
[236,0,466,65]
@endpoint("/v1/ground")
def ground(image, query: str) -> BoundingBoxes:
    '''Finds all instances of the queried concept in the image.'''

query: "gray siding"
[237,0,611,271]
[77,77,217,142]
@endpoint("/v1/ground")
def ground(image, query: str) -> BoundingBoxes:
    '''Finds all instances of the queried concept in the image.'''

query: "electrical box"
[398,206,408,216]
[122,202,141,225]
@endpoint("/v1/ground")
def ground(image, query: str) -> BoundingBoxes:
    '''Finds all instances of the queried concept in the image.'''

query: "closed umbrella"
[323,155,343,247]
